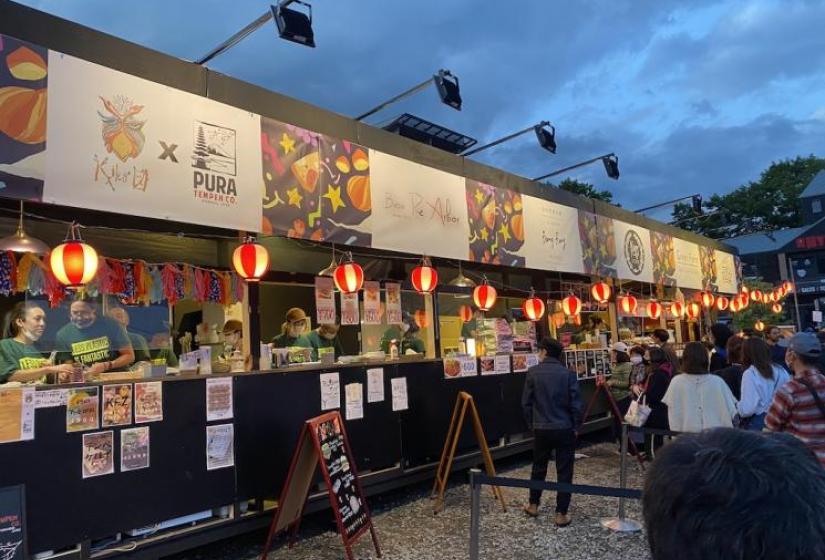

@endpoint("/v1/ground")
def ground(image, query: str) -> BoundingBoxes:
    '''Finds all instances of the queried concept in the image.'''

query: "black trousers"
[529,428,576,513]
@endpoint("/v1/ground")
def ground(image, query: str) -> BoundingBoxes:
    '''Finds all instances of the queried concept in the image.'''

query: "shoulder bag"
[798,378,825,419]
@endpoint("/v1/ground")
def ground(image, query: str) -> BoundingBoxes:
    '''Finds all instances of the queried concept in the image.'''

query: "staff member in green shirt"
[107,306,152,362]
[380,312,426,355]
[271,307,311,349]
[55,299,135,375]
[305,323,345,360]
[0,302,74,383]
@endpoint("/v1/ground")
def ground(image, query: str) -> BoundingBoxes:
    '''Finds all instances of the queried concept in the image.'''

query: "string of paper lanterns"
[522,289,546,321]
[50,223,99,288]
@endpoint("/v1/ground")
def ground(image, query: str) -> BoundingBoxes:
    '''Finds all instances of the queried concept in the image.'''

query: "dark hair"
[652,329,669,344]
[3,302,43,338]
[537,337,563,359]
[614,350,630,363]
[725,334,744,366]
[681,341,709,374]
[630,345,645,356]
[797,352,821,368]
[644,429,825,560]
[710,323,733,349]
[648,347,668,367]
[742,337,775,379]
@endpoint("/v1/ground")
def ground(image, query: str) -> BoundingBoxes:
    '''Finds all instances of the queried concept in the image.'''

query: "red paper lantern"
[562,294,582,316]
[783,280,793,293]
[459,305,474,322]
[761,292,771,304]
[414,309,430,329]
[50,225,99,288]
[686,302,701,320]
[701,291,715,308]
[741,285,750,297]
[669,301,684,318]
[410,257,438,294]
[715,296,730,311]
[739,294,750,309]
[771,289,781,302]
[232,238,270,282]
[750,289,762,302]
[333,259,364,294]
[755,320,765,332]
[522,292,546,321]
[618,294,637,315]
[591,281,611,303]
[473,282,497,311]
[646,300,662,320]
[729,298,741,312]
[772,303,782,313]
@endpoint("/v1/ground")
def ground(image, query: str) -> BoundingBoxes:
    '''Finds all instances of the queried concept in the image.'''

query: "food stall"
[0,4,744,558]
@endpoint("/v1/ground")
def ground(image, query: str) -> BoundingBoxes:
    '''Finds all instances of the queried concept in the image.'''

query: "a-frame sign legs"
[431,391,506,514]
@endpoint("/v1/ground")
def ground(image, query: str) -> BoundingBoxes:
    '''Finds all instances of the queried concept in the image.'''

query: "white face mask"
[400,322,410,334]
[21,327,41,342]
[630,355,643,365]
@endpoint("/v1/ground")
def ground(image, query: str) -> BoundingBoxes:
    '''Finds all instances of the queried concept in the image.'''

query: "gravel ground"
[169,443,650,560]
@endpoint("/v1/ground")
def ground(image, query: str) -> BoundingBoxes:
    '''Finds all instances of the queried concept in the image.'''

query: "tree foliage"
[551,178,614,203]
[671,155,825,239]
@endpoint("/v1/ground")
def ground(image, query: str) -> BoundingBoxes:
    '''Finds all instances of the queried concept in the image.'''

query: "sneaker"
[523,503,539,517]
[554,512,572,527]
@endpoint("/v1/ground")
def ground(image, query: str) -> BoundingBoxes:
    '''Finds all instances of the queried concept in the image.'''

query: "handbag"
[624,394,652,427]
[798,378,825,419]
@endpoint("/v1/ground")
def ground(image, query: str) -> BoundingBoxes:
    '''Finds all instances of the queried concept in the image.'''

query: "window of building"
[813,199,822,214]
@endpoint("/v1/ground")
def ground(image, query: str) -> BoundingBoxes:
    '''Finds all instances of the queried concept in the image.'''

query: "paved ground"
[168,443,650,560]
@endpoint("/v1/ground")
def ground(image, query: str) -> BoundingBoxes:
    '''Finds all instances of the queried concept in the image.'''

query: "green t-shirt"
[55,317,131,367]
[151,347,178,367]
[461,319,478,339]
[304,330,345,361]
[0,338,50,383]
[380,327,426,354]
[128,332,152,363]
[271,332,311,350]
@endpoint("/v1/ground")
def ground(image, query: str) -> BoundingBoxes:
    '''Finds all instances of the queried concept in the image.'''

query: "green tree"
[671,155,825,239]
[549,178,614,203]
[729,280,789,333]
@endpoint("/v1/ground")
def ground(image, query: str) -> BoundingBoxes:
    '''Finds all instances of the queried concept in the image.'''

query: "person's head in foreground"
[643,428,825,560]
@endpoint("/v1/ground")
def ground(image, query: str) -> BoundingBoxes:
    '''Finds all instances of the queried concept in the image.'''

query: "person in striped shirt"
[765,332,825,467]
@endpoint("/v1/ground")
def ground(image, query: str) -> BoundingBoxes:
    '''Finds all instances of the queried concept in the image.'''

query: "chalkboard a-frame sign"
[0,485,26,560]
[260,411,381,560]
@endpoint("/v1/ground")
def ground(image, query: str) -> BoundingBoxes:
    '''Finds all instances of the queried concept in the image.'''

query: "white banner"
[315,277,336,325]
[363,281,381,324]
[613,221,654,284]
[673,238,703,290]
[341,291,360,325]
[385,282,402,324]
[522,195,584,274]
[715,250,738,294]
[43,52,262,231]
[369,152,469,260]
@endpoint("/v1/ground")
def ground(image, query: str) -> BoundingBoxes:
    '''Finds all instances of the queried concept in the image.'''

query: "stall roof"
[725,217,825,255]
[800,170,825,199]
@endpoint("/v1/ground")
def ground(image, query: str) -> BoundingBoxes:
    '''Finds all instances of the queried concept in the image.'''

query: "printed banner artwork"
[362,281,381,324]
[0,34,47,201]
[315,276,336,325]
[673,238,703,290]
[384,282,402,325]
[43,51,262,231]
[340,291,359,326]
[369,152,469,261]
[260,117,371,245]
[613,221,654,284]
[465,180,526,266]
[522,195,584,274]
[650,231,676,287]
[715,250,738,294]
[578,211,617,277]
[699,245,718,291]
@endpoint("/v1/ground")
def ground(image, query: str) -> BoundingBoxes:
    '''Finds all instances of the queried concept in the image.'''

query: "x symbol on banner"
[159,141,179,163]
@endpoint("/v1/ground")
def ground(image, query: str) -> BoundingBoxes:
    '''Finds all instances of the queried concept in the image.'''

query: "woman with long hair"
[713,334,745,400]
[642,346,674,454]
[739,337,790,431]
[0,302,74,383]
[662,341,738,432]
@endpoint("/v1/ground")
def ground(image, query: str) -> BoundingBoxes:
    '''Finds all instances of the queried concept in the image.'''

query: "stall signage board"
[315,277,336,325]
[521,195,584,274]
[613,220,654,284]
[261,411,380,560]
[0,485,26,560]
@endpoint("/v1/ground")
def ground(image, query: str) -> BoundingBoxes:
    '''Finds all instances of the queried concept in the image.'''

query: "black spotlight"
[534,122,556,154]
[272,1,315,48]
[433,70,462,110]
[602,154,620,180]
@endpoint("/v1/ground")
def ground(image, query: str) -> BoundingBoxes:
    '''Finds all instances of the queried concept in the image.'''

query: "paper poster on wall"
[0,387,35,444]
[206,377,233,421]
[341,292,360,325]
[465,180,526,266]
[369,152,469,260]
[522,195,584,274]
[366,368,384,403]
[362,281,381,324]
[613,221,654,284]
[206,423,234,470]
[43,51,263,231]
[82,430,114,478]
[715,250,738,294]
[385,282,402,324]
[121,426,150,472]
[66,386,99,433]
[260,117,372,245]
[577,211,617,277]
[345,383,364,420]
[673,238,703,290]
[0,33,48,202]
[134,381,163,423]
[443,356,477,378]
[314,276,336,325]
[101,383,132,427]
[320,372,340,410]
[650,231,676,286]
[35,389,67,408]
[390,377,408,411]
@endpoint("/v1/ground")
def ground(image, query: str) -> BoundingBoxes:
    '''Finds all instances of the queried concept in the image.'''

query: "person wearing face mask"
[271,307,311,349]
[55,299,135,375]
[629,345,647,387]
[106,306,151,363]
[222,320,251,370]
[305,323,345,361]
[0,302,74,384]
[380,312,426,354]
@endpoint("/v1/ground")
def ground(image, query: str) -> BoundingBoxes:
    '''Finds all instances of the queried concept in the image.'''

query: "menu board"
[563,349,611,380]
[0,485,26,560]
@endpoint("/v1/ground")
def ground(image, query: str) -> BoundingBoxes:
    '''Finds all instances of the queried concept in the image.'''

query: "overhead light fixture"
[383,113,477,154]
[272,0,315,48]
[318,246,338,277]
[0,200,49,255]
[462,120,556,157]
[532,152,619,183]
[356,68,462,121]
[449,263,476,288]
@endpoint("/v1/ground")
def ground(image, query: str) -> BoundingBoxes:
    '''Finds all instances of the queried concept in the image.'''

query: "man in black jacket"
[522,337,583,527]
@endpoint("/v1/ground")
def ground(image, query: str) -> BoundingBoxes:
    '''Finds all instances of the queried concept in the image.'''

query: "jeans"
[529,428,576,513]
